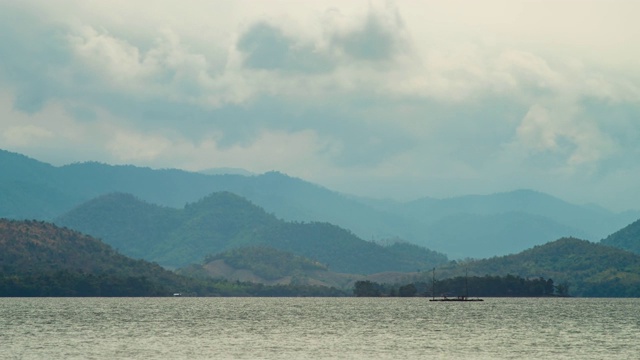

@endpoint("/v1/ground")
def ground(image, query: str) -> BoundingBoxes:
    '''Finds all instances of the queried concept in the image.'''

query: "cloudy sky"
[1,0,639,211]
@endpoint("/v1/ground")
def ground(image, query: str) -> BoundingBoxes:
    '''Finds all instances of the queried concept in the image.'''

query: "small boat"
[429,295,484,302]
[429,268,483,302]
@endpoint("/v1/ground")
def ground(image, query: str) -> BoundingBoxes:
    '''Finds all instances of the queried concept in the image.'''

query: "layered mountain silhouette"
[2,148,639,259]
[4,218,640,296]
[0,219,349,296]
[54,192,448,273]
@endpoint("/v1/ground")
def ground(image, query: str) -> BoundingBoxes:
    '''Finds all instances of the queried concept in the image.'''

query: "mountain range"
[5,217,639,297]
[54,192,447,273]
[2,148,639,259]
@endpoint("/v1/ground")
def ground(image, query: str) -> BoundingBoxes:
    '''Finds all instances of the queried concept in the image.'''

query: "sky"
[1,0,639,211]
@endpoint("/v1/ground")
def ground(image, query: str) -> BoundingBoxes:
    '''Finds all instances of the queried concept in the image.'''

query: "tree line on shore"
[354,274,569,297]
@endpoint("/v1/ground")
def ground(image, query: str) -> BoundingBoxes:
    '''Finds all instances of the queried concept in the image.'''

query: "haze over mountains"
[54,192,447,273]
[3,148,640,296]
[2,149,639,260]
[2,1,640,300]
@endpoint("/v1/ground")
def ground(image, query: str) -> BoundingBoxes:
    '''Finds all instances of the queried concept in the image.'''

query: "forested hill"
[0,219,194,296]
[600,218,640,254]
[50,193,183,260]
[54,192,448,273]
[0,149,421,255]
[0,219,350,297]
[4,148,640,261]
[430,238,640,297]
[179,246,339,287]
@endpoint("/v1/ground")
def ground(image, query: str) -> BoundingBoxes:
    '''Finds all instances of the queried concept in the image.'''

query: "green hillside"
[205,246,328,279]
[179,246,415,289]
[179,246,337,286]
[55,192,448,273]
[427,238,640,297]
[601,218,640,254]
[52,193,183,259]
[0,219,347,297]
[0,219,197,296]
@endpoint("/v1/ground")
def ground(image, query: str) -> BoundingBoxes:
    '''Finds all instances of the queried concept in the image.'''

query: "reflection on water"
[1,298,639,359]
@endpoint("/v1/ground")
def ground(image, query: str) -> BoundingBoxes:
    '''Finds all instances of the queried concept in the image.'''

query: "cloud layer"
[1,0,639,211]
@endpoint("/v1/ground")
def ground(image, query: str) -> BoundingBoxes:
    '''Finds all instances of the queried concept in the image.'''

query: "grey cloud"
[579,99,640,166]
[331,11,405,62]
[236,8,408,73]
[13,88,47,113]
[67,105,98,122]
[581,99,640,141]
[237,22,333,73]
[4,3,640,213]
[0,8,73,113]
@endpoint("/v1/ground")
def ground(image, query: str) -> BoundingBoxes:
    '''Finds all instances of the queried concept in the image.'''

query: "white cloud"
[107,131,174,162]
[513,103,617,169]
[104,127,343,178]
[70,26,146,82]
[2,125,53,147]
[0,92,83,149]
[1,1,640,211]
[516,105,564,153]
[69,27,216,102]
[493,51,564,94]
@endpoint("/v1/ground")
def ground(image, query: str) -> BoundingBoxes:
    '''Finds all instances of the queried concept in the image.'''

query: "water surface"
[1,298,638,359]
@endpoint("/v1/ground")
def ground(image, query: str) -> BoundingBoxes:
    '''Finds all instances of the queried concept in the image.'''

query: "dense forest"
[353,275,563,297]
[0,272,347,297]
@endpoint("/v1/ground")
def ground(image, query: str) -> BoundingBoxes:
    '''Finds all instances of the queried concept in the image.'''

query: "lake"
[1,297,638,359]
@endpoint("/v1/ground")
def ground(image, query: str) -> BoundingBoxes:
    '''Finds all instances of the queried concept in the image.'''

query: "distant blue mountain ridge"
[1,148,638,259]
